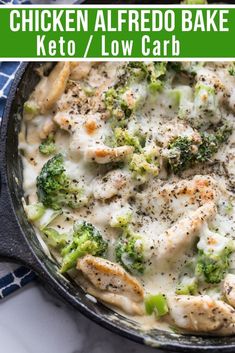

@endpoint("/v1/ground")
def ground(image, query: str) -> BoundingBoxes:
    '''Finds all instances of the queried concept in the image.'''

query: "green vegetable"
[38,208,62,230]
[224,201,233,215]
[36,153,85,210]
[115,231,145,275]
[128,62,167,92]
[82,84,95,97]
[43,228,67,248]
[198,124,231,163]
[60,221,108,273]
[148,62,167,92]
[145,294,169,317]
[195,248,232,284]
[168,62,203,76]
[110,210,133,228]
[126,62,148,82]
[193,83,221,126]
[166,124,232,173]
[105,87,132,122]
[228,64,235,76]
[195,232,234,284]
[167,136,195,173]
[105,62,167,122]
[167,89,181,107]
[194,83,216,114]
[113,128,143,152]
[24,202,45,221]
[129,148,160,182]
[39,134,56,156]
[176,276,198,295]
[23,100,39,119]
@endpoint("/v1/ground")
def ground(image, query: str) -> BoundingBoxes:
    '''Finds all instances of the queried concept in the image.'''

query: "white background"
[0,280,159,353]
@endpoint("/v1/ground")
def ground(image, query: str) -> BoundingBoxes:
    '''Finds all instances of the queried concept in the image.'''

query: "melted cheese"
[19,61,235,335]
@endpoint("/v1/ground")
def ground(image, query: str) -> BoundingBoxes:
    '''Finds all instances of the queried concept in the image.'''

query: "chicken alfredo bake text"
[20,62,235,335]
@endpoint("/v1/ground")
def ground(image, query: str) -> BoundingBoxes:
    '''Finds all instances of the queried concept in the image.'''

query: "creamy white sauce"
[19,62,235,335]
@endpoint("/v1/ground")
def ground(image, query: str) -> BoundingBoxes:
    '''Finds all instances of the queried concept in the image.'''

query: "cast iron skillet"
[1,63,235,353]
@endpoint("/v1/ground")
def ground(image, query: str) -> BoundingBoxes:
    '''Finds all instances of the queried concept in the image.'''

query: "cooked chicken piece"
[197,68,225,95]
[137,175,219,221]
[39,119,57,139]
[55,80,87,113]
[55,77,107,119]
[152,202,217,262]
[158,175,218,205]
[168,295,235,335]
[93,169,132,200]
[70,62,98,81]
[77,255,144,315]
[29,62,71,114]
[196,66,235,114]
[54,112,74,131]
[159,120,202,147]
[54,111,101,135]
[84,145,134,164]
[223,274,235,308]
[54,111,132,163]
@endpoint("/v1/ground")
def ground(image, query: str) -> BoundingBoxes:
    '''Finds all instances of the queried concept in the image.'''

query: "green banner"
[0,6,234,59]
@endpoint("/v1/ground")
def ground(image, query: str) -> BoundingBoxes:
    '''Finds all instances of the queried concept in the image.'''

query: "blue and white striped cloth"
[0,62,36,298]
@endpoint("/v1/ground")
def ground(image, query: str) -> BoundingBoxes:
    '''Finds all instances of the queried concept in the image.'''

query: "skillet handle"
[0,177,35,266]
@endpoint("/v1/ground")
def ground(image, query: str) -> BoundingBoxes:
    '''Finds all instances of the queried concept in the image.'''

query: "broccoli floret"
[39,134,56,156]
[129,148,160,182]
[60,221,108,273]
[110,209,133,228]
[228,63,235,76]
[126,62,148,82]
[197,124,232,162]
[127,62,167,92]
[195,248,232,284]
[24,202,45,222]
[168,62,204,76]
[113,128,143,152]
[115,229,145,275]
[167,136,195,173]
[112,209,145,274]
[176,259,198,295]
[176,276,198,295]
[195,231,234,284]
[148,62,167,92]
[24,201,65,248]
[23,100,39,120]
[105,62,167,121]
[105,87,133,122]
[166,124,232,174]
[43,228,68,248]
[193,83,223,127]
[36,153,84,210]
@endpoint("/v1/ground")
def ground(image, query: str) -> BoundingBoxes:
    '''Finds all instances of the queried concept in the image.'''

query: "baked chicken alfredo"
[20,62,235,335]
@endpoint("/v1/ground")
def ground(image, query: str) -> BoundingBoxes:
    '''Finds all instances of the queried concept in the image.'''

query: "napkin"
[0,62,36,298]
